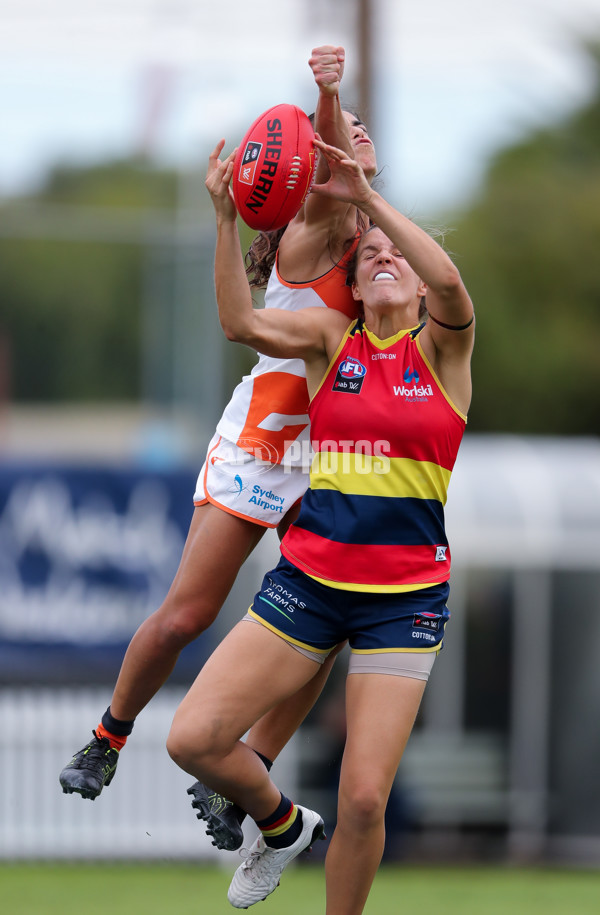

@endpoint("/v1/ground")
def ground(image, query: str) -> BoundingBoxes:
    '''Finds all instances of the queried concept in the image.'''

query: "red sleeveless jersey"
[280,318,467,591]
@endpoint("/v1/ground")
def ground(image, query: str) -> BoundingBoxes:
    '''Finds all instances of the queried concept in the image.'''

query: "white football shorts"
[194,433,309,528]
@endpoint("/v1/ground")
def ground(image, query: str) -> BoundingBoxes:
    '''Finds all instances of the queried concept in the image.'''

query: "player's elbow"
[219,315,251,344]
[221,321,241,343]
[436,263,465,299]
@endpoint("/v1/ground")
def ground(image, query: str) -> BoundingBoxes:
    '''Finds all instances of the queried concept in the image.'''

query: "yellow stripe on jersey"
[311,452,452,504]
[302,571,443,593]
[363,324,418,349]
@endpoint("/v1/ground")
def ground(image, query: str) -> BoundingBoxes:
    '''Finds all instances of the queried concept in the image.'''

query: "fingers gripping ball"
[233,104,318,231]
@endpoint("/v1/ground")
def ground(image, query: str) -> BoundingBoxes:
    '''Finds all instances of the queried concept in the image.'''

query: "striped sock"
[256,793,303,849]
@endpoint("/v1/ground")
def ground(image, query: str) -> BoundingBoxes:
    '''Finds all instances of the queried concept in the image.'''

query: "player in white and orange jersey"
[59,45,378,851]
[196,206,360,524]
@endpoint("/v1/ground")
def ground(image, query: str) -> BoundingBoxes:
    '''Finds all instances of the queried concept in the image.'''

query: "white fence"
[0,687,297,860]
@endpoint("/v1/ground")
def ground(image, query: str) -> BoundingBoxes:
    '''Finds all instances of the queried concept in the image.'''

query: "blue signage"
[0,463,213,684]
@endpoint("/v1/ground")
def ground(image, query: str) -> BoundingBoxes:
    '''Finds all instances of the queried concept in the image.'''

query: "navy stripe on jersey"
[293,489,447,547]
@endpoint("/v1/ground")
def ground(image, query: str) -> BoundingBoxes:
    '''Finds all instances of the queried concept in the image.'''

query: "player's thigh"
[173,619,321,748]
[165,502,266,609]
[340,672,427,802]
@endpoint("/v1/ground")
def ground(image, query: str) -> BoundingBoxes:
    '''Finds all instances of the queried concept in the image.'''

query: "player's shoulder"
[313,306,354,347]
[299,306,352,335]
[278,206,359,278]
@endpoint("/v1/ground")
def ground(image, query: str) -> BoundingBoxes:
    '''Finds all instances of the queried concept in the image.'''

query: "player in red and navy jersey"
[167,136,474,911]
[59,46,379,853]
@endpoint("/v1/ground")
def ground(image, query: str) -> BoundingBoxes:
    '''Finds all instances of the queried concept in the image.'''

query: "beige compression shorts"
[242,615,438,681]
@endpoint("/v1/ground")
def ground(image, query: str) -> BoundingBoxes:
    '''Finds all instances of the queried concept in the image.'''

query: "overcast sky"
[1,0,599,215]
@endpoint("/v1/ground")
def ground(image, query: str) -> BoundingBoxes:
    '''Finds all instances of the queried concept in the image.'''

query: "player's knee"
[166,719,212,772]
[339,779,388,830]
[165,725,188,768]
[155,597,219,647]
[167,711,232,774]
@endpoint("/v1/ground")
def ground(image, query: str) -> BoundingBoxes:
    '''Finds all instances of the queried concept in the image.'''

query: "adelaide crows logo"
[333,357,367,394]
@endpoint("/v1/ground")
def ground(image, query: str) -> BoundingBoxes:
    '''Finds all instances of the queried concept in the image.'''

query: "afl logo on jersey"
[339,358,366,379]
[333,357,367,394]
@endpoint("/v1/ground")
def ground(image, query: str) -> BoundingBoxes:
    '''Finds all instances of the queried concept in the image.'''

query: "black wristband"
[428,312,474,331]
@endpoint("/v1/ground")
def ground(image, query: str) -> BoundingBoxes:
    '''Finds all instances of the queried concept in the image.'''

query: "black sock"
[101,706,135,737]
[253,749,273,772]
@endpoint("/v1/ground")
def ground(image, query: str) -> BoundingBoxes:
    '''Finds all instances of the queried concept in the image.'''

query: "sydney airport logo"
[394,366,433,402]
[333,357,367,394]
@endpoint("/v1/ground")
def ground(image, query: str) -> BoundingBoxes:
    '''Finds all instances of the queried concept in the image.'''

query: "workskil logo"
[394,364,433,402]
[333,357,367,394]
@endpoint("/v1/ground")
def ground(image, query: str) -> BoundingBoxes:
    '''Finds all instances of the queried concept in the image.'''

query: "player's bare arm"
[312,140,474,333]
[207,138,349,369]
[308,46,353,168]
[312,138,474,412]
[278,46,360,281]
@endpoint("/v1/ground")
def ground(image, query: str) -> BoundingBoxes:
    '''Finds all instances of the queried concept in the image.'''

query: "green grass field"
[2,862,599,915]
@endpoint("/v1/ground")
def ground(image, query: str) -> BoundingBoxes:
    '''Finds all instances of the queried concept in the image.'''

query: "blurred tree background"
[0,162,166,402]
[452,42,600,435]
[1,43,599,435]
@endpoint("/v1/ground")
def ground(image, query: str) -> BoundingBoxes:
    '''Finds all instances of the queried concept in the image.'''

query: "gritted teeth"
[374,272,394,281]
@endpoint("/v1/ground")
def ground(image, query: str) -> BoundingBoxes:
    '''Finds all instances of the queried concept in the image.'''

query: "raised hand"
[309,45,345,97]
[205,139,238,222]
[310,138,374,209]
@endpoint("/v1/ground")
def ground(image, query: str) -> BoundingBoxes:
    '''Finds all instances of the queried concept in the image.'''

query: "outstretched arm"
[311,138,474,413]
[311,139,475,346]
[277,45,359,279]
[205,140,343,364]
[309,46,353,176]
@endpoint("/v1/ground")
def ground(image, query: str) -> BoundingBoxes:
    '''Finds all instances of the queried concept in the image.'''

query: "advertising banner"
[0,463,213,684]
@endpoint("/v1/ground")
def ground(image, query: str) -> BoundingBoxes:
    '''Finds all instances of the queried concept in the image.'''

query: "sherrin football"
[232,103,318,231]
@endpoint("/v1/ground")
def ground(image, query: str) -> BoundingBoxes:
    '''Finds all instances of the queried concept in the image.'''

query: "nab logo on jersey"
[238,142,262,186]
[413,612,442,632]
[333,357,367,394]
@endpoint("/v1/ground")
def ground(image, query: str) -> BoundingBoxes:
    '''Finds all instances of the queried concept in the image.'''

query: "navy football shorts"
[248,556,451,659]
